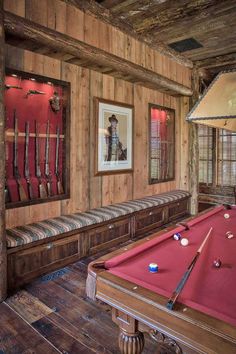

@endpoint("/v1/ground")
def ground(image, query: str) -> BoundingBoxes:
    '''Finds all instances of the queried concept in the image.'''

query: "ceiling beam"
[4,11,192,97]
[130,0,227,33]
[61,0,193,68]
[196,53,236,69]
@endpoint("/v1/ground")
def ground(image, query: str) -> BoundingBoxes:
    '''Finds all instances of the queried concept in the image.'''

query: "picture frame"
[95,98,133,175]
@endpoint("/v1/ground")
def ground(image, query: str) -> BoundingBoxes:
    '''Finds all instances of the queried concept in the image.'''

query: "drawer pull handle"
[149,211,153,216]
[108,224,114,229]
[46,243,53,249]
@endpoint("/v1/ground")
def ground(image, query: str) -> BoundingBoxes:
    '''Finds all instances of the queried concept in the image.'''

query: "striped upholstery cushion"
[6,190,190,248]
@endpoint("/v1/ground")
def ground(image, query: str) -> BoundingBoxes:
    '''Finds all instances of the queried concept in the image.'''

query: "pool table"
[87,205,236,354]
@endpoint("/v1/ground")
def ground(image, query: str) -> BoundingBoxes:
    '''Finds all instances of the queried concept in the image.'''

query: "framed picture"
[95,98,133,175]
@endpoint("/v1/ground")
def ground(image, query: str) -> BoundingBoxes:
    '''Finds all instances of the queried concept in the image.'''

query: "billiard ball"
[224,213,230,219]
[213,259,222,268]
[226,231,234,239]
[173,232,181,240]
[180,238,189,246]
[148,263,158,273]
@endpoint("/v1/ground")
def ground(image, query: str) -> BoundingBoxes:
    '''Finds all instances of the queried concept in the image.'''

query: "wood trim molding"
[0,0,7,302]
[61,0,193,69]
[189,67,200,215]
[4,11,193,96]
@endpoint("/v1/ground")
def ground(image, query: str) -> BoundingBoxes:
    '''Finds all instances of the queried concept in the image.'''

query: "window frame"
[199,126,236,199]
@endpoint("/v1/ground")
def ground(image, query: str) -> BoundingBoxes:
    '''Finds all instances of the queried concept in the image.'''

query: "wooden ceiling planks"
[97,0,236,73]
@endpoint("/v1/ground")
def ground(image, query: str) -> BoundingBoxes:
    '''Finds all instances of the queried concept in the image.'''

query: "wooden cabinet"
[7,233,87,290]
[134,205,168,237]
[7,195,190,291]
[168,198,189,221]
[89,217,131,254]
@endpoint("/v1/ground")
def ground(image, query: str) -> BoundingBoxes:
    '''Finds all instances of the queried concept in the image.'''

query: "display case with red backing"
[149,104,175,184]
[5,69,70,208]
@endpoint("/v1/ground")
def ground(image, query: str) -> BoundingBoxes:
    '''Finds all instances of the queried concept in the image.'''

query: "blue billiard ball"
[148,263,159,273]
[173,233,181,241]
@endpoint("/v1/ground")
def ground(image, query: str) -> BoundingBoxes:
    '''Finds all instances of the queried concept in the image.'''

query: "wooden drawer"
[89,217,131,254]
[7,233,88,290]
[168,198,189,221]
[134,205,167,236]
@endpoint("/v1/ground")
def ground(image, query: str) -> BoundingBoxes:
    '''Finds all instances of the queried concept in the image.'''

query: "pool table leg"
[119,330,144,354]
[112,308,144,354]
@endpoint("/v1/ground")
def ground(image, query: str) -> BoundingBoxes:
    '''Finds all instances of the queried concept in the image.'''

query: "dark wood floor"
[0,242,157,354]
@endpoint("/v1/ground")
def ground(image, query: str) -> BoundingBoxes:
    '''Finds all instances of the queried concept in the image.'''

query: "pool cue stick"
[166,227,213,310]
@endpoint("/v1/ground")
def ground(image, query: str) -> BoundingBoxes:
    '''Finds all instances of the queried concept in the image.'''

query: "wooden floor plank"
[6,290,53,324]
[44,312,115,354]
[2,240,159,353]
[32,316,99,354]
[0,303,60,354]
[26,281,122,352]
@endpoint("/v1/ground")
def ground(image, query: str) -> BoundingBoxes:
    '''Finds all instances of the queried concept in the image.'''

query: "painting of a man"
[105,114,127,161]
[96,99,133,174]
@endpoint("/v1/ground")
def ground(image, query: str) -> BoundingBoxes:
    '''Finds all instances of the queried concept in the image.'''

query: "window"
[198,125,236,187]
[149,104,175,184]
[198,125,213,185]
[218,130,236,186]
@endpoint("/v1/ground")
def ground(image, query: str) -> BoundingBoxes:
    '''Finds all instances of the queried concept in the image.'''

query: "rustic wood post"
[0,0,7,302]
[189,67,200,215]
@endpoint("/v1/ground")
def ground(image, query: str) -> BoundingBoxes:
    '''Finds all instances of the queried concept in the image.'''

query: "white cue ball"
[224,213,230,219]
[180,238,189,246]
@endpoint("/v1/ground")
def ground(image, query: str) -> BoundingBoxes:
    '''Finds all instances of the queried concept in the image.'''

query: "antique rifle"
[55,126,64,194]
[14,110,27,201]
[5,185,10,203]
[24,121,34,199]
[5,111,10,203]
[26,89,45,98]
[45,120,52,196]
[5,84,22,90]
[35,121,47,198]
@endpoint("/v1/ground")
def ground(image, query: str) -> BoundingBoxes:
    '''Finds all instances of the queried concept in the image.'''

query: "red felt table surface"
[105,206,236,326]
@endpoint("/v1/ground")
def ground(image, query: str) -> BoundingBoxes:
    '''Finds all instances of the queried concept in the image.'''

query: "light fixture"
[187,70,236,132]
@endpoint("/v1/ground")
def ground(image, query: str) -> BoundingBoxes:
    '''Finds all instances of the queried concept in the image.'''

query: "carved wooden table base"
[119,330,144,354]
[112,308,182,354]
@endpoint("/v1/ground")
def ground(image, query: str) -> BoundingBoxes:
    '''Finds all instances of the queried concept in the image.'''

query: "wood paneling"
[4,0,191,228]
[4,10,192,96]
[62,0,193,69]
[4,0,191,88]
[0,0,7,301]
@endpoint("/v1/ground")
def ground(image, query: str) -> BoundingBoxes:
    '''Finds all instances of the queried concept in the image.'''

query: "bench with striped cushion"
[6,190,190,248]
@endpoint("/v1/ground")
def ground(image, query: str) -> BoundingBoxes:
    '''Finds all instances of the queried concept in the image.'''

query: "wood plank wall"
[4,0,191,228]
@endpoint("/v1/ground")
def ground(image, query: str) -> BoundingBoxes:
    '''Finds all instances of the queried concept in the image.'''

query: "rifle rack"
[5,68,70,208]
